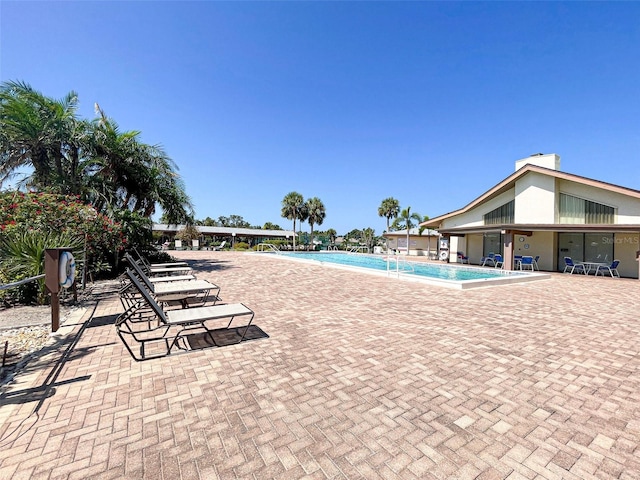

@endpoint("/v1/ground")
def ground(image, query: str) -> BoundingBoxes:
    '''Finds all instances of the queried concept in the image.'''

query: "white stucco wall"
[514,172,556,223]
[386,235,439,255]
[440,190,515,229]
[611,233,640,278]
[557,180,640,223]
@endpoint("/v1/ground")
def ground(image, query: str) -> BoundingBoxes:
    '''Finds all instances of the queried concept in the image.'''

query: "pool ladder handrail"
[256,243,281,253]
[347,246,369,254]
[386,252,415,276]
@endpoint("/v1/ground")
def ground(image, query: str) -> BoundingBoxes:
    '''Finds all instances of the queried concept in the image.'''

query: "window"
[483,232,503,257]
[484,200,514,225]
[558,194,615,224]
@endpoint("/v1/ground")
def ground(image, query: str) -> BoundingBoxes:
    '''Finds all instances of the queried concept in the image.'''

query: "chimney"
[515,153,560,172]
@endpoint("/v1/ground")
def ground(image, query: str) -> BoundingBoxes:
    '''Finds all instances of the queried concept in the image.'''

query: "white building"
[421,154,640,278]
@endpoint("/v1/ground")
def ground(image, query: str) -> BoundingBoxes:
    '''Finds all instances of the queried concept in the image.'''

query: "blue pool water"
[275,252,527,283]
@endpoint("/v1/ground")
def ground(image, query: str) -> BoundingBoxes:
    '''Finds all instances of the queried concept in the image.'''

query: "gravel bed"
[0,282,112,384]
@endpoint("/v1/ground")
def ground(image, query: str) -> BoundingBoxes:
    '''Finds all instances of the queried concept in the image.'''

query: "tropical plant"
[362,227,376,252]
[175,224,200,245]
[325,228,337,245]
[232,241,250,251]
[0,80,80,190]
[88,104,193,224]
[0,229,84,304]
[263,222,282,230]
[0,190,126,286]
[305,197,326,249]
[378,197,400,233]
[0,81,194,225]
[281,191,305,250]
[391,206,422,255]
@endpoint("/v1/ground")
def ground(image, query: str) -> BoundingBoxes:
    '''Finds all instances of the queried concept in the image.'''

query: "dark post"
[45,248,72,332]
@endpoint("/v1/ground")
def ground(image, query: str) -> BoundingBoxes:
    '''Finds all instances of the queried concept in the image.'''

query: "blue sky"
[2,1,639,235]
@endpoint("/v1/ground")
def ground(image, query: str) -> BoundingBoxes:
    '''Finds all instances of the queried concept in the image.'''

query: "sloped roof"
[383,227,439,237]
[421,163,640,229]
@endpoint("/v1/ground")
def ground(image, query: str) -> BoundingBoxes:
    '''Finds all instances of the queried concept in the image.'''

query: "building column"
[503,231,514,270]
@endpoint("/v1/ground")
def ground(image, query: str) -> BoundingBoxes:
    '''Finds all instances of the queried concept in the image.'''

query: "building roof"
[153,224,295,238]
[421,163,640,230]
[383,227,439,237]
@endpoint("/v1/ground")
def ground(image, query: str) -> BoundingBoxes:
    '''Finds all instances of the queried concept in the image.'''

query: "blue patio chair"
[563,257,585,274]
[533,255,540,270]
[457,252,469,264]
[595,260,620,278]
[519,256,535,271]
[481,253,495,267]
[493,254,504,269]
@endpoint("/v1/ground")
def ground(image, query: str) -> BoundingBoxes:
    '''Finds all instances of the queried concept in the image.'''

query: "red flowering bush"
[0,191,126,303]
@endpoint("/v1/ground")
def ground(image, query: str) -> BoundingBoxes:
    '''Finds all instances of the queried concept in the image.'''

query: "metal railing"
[386,253,415,277]
[255,243,281,253]
[0,274,45,291]
[347,246,369,254]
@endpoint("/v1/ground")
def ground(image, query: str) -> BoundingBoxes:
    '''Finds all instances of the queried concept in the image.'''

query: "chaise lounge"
[116,270,255,361]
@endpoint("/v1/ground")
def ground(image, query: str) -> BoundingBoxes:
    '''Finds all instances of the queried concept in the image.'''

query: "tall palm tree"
[326,228,337,246]
[0,80,79,190]
[391,206,422,255]
[0,81,193,224]
[378,197,400,234]
[87,104,193,223]
[281,191,305,250]
[306,197,326,250]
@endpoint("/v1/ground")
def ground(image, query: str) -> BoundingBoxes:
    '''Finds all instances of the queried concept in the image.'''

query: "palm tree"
[378,197,400,234]
[281,191,305,250]
[0,80,79,190]
[306,197,326,250]
[326,228,337,246]
[391,206,422,255]
[0,83,193,223]
[87,104,193,223]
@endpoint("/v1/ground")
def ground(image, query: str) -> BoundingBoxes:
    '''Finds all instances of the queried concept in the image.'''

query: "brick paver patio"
[0,251,638,479]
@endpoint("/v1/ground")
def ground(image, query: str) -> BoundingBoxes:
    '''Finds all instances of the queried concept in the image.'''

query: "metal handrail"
[347,246,369,254]
[386,253,415,276]
[0,274,45,291]
[255,243,280,253]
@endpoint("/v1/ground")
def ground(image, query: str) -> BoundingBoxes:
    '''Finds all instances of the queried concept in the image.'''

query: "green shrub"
[0,230,83,304]
[233,241,250,251]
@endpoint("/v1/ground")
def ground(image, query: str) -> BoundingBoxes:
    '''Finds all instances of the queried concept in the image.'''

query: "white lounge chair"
[212,240,227,251]
[117,270,254,361]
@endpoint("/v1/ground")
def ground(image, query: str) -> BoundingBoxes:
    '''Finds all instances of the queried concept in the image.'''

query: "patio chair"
[456,252,469,264]
[519,255,535,271]
[595,260,620,278]
[480,253,495,267]
[116,270,254,361]
[212,240,227,251]
[493,254,504,269]
[563,257,585,274]
[124,252,194,279]
[124,264,220,308]
[132,246,189,269]
[533,255,540,271]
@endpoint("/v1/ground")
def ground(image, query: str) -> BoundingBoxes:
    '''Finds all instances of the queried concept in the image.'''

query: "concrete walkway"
[0,251,638,479]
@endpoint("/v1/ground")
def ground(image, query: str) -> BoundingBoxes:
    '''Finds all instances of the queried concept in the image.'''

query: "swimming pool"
[261,252,549,289]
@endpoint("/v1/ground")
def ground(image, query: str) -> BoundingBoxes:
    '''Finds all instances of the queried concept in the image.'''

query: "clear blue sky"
[2,1,639,235]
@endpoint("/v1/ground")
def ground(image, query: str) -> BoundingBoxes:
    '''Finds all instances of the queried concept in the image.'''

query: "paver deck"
[0,251,638,479]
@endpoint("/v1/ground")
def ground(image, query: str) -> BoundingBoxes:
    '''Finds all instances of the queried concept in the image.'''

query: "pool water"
[266,252,547,289]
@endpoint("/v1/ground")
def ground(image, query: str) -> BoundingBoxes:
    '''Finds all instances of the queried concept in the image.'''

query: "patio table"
[577,261,609,275]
